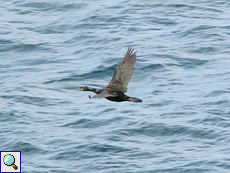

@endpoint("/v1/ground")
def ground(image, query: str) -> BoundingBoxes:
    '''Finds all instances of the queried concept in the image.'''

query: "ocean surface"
[1,0,230,172]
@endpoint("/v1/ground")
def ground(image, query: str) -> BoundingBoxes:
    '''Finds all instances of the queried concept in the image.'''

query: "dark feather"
[105,47,137,93]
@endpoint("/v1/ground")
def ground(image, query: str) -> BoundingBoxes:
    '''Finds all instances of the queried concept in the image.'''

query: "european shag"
[77,48,142,103]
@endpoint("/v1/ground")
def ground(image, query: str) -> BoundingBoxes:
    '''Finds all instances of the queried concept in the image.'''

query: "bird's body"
[77,48,142,103]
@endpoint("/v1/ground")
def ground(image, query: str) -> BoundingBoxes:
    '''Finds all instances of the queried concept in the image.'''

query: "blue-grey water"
[1,0,230,172]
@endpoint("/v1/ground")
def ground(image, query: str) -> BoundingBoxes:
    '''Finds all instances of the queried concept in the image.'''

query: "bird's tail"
[128,97,143,103]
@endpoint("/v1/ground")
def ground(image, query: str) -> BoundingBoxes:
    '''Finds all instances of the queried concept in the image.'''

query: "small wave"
[110,123,218,140]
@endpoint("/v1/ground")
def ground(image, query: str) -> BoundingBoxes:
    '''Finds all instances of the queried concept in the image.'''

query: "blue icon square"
[0,151,21,173]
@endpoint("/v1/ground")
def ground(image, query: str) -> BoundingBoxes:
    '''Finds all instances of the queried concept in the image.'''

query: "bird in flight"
[77,48,142,103]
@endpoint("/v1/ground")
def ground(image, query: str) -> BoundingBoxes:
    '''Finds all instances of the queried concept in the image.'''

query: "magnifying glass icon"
[3,154,18,170]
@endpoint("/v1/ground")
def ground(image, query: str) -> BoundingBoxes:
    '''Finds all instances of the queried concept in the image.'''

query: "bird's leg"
[88,95,92,99]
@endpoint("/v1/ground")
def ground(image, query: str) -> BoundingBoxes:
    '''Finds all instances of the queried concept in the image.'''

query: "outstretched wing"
[105,47,137,93]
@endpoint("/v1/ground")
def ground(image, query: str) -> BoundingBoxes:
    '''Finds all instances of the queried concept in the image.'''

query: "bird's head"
[76,86,90,91]
[76,86,96,92]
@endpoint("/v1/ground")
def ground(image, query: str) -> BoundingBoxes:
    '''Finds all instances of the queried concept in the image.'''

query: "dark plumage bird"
[77,48,142,103]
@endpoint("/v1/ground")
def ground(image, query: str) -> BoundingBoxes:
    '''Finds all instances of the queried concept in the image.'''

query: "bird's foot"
[88,95,92,99]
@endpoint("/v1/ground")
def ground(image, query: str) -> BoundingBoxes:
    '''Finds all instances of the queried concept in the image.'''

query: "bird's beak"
[75,87,83,90]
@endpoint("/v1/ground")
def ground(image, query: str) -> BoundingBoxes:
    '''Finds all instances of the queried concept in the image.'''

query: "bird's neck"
[88,87,97,93]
